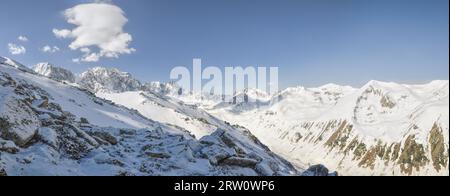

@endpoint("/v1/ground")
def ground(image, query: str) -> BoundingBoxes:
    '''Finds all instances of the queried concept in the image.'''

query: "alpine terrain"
[1,56,324,176]
[1,56,448,176]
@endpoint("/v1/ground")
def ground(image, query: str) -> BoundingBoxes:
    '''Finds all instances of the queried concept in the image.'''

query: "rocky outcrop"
[0,168,7,176]
[302,164,332,176]
[0,139,19,154]
[220,157,259,168]
[0,74,40,147]
[429,123,448,172]
[90,131,118,145]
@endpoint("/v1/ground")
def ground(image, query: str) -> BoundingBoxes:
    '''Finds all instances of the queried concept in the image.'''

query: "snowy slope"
[1,57,308,176]
[97,91,221,138]
[207,80,449,176]
[0,56,34,73]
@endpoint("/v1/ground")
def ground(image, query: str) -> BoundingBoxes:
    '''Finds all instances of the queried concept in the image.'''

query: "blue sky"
[0,0,448,88]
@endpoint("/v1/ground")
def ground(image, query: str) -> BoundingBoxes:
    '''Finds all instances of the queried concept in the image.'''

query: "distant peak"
[318,83,356,91]
[86,66,131,76]
[78,66,141,93]
[33,62,76,83]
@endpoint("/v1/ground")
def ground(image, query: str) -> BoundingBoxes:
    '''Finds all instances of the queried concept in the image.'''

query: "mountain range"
[1,56,448,176]
[1,57,308,176]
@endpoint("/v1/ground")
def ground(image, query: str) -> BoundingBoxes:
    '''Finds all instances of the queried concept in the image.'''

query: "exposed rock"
[80,117,89,124]
[0,98,40,147]
[0,168,7,176]
[33,62,76,83]
[0,117,11,135]
[398,135,429,175]
[429,123,448,172]
[302,164,330,176]
[90,131,118,145]
[0,139,19,154]
[255,162,275,176]
[78,67,142,93]
[54,125,94,160]
[146,152,171,159]
[95,158,125,167]
[37,98,49,108]
[380,95,396,109]
[1,58,304,176]
[325,120,353,151]
[64,123,99,147]
[120,129,136,136]
[220,157,259,168]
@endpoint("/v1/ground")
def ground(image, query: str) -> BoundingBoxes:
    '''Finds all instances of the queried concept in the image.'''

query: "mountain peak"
[33,62,76,83]
[0,56,33,73]
[78,66,142,93]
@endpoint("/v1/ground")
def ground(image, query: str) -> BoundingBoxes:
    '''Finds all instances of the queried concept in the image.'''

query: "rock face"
[78,67,142,93]
[33,63,76,83]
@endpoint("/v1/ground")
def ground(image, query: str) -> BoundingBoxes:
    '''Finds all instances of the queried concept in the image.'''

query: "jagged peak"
[33,62,76,83]
[78,66,142,93]
[81,66,132,77]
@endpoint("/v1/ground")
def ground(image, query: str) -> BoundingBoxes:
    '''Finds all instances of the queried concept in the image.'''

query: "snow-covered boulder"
[0,95,40,147]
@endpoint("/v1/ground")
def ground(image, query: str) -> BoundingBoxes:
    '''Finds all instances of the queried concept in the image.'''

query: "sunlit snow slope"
[206,81,449,176]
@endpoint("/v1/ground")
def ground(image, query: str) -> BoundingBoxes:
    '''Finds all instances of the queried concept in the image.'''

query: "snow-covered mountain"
[207,80,449,176]
[75,62,448,176]
[78,67,142,93]
[2,56,447,176]
[142,81,181,96]
[33,62,76,83]
[0,56,34,73]
[0,57,319,176]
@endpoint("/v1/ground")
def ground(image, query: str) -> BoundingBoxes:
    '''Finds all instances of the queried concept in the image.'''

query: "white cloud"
[53,2,135,62]
[8,43,26,55]
[82,53,101,62]
[18,36,28,42]
[53,29,71,38]
[41,45,60,53]
[80,47,91,53]
[94,0,113,3]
